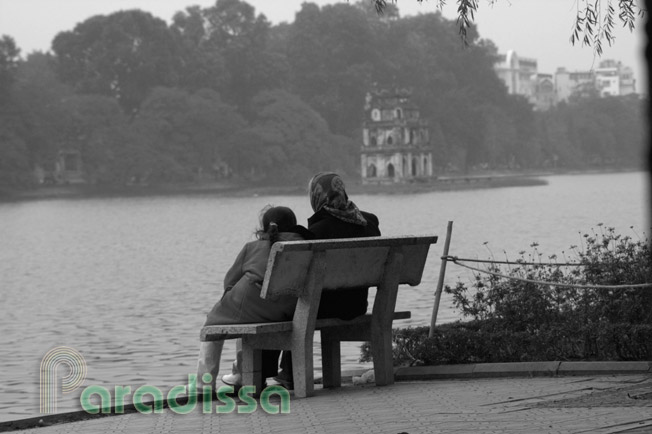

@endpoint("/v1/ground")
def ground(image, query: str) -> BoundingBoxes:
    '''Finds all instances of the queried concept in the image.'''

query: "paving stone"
[7,372,651,434]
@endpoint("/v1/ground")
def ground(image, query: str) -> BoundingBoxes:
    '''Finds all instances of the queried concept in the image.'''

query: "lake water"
[0,171,648,421]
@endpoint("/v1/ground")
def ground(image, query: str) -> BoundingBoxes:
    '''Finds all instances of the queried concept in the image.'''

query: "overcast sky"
[0,0,646,93]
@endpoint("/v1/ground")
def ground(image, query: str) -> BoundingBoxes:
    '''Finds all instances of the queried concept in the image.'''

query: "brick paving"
[8,374,651,434]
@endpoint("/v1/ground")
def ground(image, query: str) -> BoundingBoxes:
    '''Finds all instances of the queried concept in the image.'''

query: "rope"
[449,257,652,290]
[442,255,583,267]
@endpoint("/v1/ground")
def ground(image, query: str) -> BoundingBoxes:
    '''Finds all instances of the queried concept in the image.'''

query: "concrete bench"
[200,235,438,398]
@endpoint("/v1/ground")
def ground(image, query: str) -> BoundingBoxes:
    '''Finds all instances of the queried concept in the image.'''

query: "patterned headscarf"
[308,172,367,226]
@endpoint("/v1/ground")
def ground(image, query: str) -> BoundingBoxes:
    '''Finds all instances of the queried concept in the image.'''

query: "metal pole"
[429,221,453,337]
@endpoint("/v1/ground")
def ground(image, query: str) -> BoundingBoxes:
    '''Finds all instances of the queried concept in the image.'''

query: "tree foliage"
[224,89,356,183]
[52,10,183,115]
[0,0,646,191]
[171,0,288,110]
[130,87,244,183]
[0,35,20,105]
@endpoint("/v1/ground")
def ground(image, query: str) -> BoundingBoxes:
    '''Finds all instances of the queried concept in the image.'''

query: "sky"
[0,0,647,93]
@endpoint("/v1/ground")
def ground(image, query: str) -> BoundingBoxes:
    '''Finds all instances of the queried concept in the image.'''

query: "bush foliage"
[361,226,652,365]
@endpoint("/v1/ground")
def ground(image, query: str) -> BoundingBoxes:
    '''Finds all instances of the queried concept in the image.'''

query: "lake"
[0,171,648,421]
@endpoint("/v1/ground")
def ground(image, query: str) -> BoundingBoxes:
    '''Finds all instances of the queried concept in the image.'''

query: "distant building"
[35,149,85,185]
[55,150,84,184]
[495,51,637,108]
[360,88,434,184]
[554,68,596,101]
[494,50,555,110]
[534,73,556,110]
[555,60,637,102]
[595,59,637,97]
[495,50,538,96]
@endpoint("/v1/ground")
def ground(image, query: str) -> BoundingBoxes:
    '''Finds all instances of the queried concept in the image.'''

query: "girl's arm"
[223,243,247,293]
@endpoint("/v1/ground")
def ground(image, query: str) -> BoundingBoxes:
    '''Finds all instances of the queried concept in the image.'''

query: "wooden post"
[429,221,453,337]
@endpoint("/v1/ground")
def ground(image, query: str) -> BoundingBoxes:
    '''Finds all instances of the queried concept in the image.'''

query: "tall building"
[494,50,555,110]
[360,88,434,184]
[495,50,538,96]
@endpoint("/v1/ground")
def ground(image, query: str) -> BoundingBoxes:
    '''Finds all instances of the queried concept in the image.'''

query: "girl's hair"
[256,205,297,244]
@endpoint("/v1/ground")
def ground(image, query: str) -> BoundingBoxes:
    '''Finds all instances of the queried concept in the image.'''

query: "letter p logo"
[40,346,87,414]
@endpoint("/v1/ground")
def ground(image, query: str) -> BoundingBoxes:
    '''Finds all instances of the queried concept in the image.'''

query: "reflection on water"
[0,171,647,420]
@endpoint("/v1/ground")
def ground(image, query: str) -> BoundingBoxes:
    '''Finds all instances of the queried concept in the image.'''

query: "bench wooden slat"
[201,311,411,341]
[273,235,437,251]
[262,236,436,298]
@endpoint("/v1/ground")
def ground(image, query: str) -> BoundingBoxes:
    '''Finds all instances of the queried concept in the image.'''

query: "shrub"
[361,226,652,365]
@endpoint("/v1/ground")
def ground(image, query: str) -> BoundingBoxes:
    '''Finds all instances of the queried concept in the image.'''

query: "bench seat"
[201,311,411,340]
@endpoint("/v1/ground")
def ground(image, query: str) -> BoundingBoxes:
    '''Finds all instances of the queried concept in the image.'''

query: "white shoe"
[221,373,242,386]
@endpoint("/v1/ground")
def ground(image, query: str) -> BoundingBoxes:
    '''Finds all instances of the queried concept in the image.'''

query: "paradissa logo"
[80,374,290,415]
[40,346,87,414]
[40,347,290,416]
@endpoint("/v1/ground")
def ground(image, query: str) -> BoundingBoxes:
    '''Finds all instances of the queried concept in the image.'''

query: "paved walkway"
[6,373,651,434]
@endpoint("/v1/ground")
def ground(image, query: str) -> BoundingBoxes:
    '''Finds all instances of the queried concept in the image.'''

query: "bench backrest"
[261,235,437,338]
[261,235,437,299]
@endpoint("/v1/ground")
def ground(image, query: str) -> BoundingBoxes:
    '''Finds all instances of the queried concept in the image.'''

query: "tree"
[0,36,32,189]
[186,0,289,109]
[52,10,183,115]
[130,87,245,183]
[13,52,75,168]
[287,2,384,135]
[56,94,128,182]
[0,35,20,106]
[0,119,31,188]
[369,11,513,170]
[568,95,645,165]
[170,5,229,93]
[223,89,357,183]
[532,94,646,169]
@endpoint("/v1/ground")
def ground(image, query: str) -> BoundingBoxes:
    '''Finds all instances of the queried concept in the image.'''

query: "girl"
[197,205,312,389]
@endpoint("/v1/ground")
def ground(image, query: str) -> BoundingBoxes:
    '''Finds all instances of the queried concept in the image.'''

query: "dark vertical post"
[429,221,453,337]
[646,0,652,233]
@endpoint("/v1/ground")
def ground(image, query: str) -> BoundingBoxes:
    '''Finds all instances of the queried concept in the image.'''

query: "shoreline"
[0,168,642,203]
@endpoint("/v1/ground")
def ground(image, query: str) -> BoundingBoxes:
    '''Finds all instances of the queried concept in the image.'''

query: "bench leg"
[371,328,394,386]
[321,334,341,388]
[291,343,314,398]
[240,340,264,395]
[196,340,224,389]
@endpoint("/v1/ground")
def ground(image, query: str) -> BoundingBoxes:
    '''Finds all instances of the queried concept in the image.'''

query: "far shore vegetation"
[361,225,652,365]
[0,1,647,196]
[0,168,556,202]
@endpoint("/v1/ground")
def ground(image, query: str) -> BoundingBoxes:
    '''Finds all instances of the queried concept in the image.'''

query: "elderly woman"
[274,172,381,388]
[307,171,381,319]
